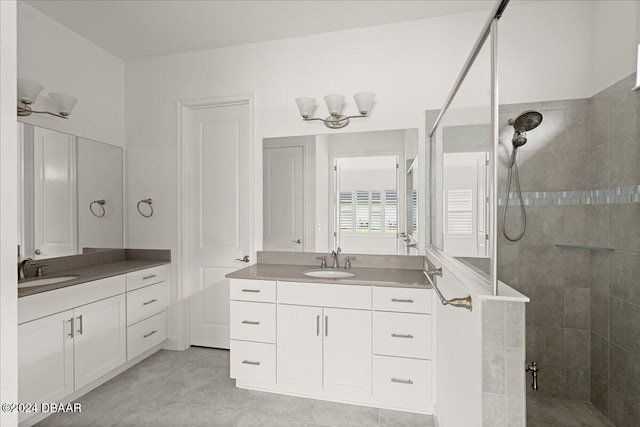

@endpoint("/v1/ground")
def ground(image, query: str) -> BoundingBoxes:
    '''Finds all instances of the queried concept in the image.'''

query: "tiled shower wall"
[498,73,640,425]
[587,73,640,427]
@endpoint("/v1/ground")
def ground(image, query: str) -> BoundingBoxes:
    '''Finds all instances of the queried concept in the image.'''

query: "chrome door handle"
[142,274,157,280]
[325,316,328,337]
[143,299,157,306]
[242,360,260,366]
[391,333,414,339]
[68,317,74,338]
[241,320,260,325]
[292,239,302,244]
[235,255,250,262]
[77,315,83,335]
[144,330,158,338]
[316,315,320,336]
[242,289,260,293]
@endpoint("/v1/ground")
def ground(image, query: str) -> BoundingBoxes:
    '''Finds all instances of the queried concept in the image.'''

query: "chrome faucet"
[330,250,340,269]
[18,258,36,280]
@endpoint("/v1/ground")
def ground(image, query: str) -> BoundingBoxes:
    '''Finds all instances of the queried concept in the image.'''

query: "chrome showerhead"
[508,110,543,148]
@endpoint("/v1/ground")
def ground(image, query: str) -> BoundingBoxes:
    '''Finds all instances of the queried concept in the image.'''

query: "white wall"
[17,2,125,147]
[590,0,640,93]
[0,1,18,425]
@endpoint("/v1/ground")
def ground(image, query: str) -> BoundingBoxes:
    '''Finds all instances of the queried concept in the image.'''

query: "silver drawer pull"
[391,298,414,303]
[242,360,260,366]
[391,333,414,339]
[144,330,158,338]
[242,320,260,325]
[242,289,260,293]
[142,274,157,280]
[143,298,158,306]
[391,378,414,385]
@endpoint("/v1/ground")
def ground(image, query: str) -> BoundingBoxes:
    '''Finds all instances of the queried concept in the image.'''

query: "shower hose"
[502,148,526,242]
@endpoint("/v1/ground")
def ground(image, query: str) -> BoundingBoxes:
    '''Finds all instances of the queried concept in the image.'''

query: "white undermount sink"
[303,269,355,279]
[19,275,79,288]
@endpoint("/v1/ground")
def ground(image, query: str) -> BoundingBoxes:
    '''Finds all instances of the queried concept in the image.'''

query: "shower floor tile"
[527,394,614,426]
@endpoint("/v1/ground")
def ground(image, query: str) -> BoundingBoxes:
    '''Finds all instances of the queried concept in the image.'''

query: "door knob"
[235,255,250,263]
[292,239,302,244]
[33,249,41,255]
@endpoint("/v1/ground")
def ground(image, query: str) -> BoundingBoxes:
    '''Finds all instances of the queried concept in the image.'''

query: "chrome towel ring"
[137,198,153,217]
[90,200,106,218]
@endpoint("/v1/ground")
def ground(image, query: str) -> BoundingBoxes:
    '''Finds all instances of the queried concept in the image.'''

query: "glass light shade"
[324,94,345,116]
[17,79,44,105]
[295,97,316,118]
[354,92,375,115]
[49,93,78,116]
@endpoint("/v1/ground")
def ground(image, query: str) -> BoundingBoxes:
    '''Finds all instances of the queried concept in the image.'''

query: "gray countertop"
[226,263,429,289]
[18,259,169,298]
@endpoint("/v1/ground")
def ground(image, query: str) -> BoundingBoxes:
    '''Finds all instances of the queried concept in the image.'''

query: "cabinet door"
[323,308,372,401]
[18,310,74,421]
[277,304,323,394]
[74,294,126,389]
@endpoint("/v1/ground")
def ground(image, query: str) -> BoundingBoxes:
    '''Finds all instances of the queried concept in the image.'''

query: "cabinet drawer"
[230,301,276,343]
[127,282,168,326]
[373,311,431,359]
[230,340,275,385]
[373,287,431,314]
[127,311,167,361]
[126,266,166,292]
[373,355,432,412]
[230,279,276,303]
[278,281,371,309]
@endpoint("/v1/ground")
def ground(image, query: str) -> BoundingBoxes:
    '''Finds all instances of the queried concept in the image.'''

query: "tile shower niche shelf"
[555,244,614,252]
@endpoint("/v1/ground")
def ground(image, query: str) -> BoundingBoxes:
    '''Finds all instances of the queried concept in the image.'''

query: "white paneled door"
[186,102,251,349]
[263,146,304,251]
[33,126,77,259]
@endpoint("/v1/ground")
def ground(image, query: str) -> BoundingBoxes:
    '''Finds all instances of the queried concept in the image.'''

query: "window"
[339,190,397,234]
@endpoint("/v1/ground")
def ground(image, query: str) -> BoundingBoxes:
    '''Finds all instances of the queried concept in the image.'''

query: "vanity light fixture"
[295,92,375,129]
[17,79,78,119]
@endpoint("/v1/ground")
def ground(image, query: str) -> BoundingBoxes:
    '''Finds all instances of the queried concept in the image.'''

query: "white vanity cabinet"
[18,277,127,423]
[229,277,433,414]
[72,294,127,389]
[125,268,169,361]
[229,279,277,386]
[18,264,168,425]
[372,286,433,412]
[276,281,372,401]
[18,310,74,421]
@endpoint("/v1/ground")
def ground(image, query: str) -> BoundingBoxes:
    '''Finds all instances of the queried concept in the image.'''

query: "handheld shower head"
[508,110,543,148]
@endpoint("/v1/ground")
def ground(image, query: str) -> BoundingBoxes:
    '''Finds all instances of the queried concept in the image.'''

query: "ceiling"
[24,0,495,61]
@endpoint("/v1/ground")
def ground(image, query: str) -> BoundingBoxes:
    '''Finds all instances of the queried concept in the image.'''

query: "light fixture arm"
[17,102,69,119]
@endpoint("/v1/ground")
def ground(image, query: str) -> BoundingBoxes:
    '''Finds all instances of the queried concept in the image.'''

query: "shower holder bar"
[423,268,473,311]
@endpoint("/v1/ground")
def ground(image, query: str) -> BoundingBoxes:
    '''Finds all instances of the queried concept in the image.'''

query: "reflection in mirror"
[428,35,492,278]
[263,129,418,255]
[18,123,123,260]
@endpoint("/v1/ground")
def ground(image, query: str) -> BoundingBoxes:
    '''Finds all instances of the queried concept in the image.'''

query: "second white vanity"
[17,251,170,426]
[227,256,433,414]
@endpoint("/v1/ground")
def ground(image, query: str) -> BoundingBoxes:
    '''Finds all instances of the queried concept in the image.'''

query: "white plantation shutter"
[447,189,473,235]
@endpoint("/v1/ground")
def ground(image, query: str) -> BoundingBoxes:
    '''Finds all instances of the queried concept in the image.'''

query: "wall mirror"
[428,34,493,278]
[18,123,124,260]
[263,129,419,255]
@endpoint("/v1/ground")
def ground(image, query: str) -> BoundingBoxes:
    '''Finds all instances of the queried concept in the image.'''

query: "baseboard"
[236,380,433,416]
